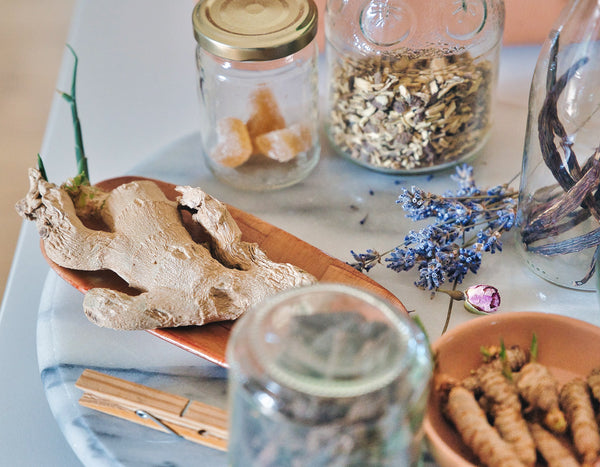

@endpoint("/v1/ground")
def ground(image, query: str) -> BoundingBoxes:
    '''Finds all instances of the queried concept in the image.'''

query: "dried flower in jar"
[328,50,494,171]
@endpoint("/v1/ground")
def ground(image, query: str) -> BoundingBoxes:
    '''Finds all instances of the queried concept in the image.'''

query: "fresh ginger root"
[559,378,600,466]
[587,368,600,404]
[477,365,537,467]
[463,345,529,395]
[481,345,530,369]
[436,340,600,467]
[443,384,526,467]
[527,422,580,467]
[16,168,317,330]
[517,362,567,434]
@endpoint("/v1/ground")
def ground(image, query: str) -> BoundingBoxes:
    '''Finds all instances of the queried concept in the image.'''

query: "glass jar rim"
[239,283,419,398]
[192,0,318,61]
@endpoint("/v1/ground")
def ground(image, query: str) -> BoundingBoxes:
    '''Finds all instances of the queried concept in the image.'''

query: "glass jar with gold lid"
[192,0,320,191]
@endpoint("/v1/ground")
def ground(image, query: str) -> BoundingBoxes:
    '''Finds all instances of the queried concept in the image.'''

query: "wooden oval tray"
[42,176,407,367]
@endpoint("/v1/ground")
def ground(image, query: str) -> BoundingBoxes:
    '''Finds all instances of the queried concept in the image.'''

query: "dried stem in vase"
[519,31,600,284]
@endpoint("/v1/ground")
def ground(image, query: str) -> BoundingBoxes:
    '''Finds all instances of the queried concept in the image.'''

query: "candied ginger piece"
[210,117,252,168]
[246,87,286,140]
[254,123,312,162]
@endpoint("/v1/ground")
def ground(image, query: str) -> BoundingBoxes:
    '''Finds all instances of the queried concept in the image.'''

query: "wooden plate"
[41,176,407,367]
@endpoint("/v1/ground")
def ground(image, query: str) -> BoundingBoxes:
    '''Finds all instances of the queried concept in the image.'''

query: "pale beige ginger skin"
[16,168,317,330]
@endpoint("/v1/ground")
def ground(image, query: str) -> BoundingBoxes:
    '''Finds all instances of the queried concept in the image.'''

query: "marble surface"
[2,0,600,466]
[38,128,600,466]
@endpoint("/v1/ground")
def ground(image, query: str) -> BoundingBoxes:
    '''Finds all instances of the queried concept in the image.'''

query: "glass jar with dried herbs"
[324,0,505,173]
[517,0,600,290]
[226,284,432,466]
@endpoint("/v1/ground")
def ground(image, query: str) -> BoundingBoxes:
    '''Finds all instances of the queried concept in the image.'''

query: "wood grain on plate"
[42,176,407,368]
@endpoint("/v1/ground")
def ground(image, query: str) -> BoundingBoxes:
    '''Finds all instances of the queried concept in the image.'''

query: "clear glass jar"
[516,0,600,290]
[324,0,504,173]
[226,283,432,466]
[192,0,320,191]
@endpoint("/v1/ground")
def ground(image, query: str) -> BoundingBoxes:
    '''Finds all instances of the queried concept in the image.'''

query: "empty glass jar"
[192,0,320,191]
[324,0,505,173]
[226,283,432,466]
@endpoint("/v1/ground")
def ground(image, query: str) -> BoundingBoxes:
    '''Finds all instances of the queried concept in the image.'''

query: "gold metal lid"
[192,0,318,61]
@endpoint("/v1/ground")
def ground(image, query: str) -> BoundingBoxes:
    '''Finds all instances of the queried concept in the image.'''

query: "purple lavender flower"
[446,247,482,283]
[349,164,518,291]
[386,247,415,272]
[349,249,380,272]
[450,164,479,196]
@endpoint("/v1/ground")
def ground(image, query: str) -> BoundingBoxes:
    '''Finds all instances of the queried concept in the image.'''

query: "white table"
[1,1,598,465]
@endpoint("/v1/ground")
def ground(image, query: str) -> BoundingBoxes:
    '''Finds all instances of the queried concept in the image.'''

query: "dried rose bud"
[464,284,500,314]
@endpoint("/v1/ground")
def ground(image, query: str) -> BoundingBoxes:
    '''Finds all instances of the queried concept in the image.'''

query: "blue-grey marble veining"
[38,272,229,467]
[37,119,600,466]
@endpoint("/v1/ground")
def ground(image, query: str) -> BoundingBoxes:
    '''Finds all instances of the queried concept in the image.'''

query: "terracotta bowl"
[423,311,600,467]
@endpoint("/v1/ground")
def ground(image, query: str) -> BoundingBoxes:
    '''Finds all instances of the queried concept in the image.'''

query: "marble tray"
[36,130,600,466]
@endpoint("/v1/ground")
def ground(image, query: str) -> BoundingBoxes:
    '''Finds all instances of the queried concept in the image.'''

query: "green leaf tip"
[499,338,513,381]
[37,154,48,182]
[480,345,493,359]
[59,43,90,184]
[530,332,538,362]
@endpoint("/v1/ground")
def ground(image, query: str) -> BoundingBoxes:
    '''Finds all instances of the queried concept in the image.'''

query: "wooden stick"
[75,369,228,451]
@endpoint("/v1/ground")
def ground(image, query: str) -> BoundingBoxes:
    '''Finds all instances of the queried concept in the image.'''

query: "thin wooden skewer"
[75,369,228,451]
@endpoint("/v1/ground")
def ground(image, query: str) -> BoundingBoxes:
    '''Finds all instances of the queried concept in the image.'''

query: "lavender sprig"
[350,164,518,291]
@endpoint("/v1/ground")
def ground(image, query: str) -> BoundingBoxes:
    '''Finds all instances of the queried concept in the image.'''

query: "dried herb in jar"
[328,50,494,171]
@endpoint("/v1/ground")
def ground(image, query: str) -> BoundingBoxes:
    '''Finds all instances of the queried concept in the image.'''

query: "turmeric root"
[587,368,600,404]
[477,365,537,467]
[16,168,317,329]
[528,422,580,467]
[516,362,567,434]
[463,345,529,394]
[443,385,525,467]
[480,344,530,369]
[559,378,600,465]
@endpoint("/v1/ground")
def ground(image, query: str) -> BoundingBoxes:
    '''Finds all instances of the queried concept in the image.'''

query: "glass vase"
[516,0,600,290]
